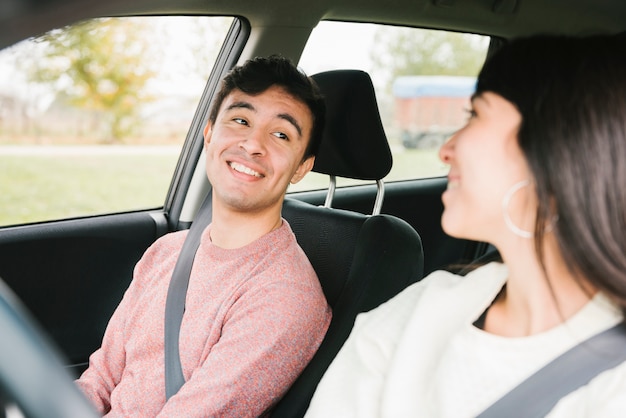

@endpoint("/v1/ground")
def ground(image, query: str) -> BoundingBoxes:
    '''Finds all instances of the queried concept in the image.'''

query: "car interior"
[1,0,626,416]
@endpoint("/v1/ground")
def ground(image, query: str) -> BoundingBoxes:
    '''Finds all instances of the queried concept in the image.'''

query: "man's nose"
[239,129,266,156]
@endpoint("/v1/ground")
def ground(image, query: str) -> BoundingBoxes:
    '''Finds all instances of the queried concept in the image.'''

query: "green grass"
[0,153,179,226]
[0,146,446,226]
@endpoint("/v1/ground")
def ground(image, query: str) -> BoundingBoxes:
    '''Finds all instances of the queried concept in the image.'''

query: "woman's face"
[439,92,536,245]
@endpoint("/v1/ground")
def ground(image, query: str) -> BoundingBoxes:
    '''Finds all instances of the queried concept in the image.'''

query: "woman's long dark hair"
[475,35,626,314]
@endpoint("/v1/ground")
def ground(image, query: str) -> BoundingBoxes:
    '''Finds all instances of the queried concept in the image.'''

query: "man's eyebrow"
[225,101,303,138]
[226,101,255,112]
[278,113,303,138]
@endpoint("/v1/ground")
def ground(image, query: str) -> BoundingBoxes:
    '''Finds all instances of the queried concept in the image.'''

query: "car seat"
[271,69,425,417]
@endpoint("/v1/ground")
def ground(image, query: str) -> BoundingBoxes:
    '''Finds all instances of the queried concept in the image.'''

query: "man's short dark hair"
[208,55,326,160]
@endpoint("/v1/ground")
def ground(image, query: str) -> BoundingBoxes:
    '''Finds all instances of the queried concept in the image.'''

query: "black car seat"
[271,70,425,417]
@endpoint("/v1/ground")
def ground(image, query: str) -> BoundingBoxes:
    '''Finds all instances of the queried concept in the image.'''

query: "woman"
[304,35,626,417]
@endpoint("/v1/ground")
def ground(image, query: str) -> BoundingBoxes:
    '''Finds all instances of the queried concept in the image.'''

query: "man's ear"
[203,121,212,146]
[291,156,315,184]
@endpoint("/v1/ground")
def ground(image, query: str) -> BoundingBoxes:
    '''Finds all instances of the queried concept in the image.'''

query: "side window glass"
[0,16,234,226]
[296,22,489,191]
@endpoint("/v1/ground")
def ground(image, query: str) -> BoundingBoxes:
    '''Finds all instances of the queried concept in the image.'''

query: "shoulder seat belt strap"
[164,190,213,400]
[477,322,626,418]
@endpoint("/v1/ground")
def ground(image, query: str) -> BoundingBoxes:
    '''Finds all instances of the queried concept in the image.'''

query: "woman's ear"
[291,156,315,184]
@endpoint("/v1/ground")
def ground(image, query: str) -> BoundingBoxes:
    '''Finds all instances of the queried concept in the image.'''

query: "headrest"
[311,70,393,181]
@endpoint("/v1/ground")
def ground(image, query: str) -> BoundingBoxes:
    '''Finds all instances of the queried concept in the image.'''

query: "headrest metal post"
[324,175,337,208]
[372,179,385,216]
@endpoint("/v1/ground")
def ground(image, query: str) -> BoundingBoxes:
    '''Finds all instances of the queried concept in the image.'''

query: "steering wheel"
[0,279,99,418]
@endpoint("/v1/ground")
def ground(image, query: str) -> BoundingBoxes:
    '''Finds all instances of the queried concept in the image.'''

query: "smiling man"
[76,56,331,417]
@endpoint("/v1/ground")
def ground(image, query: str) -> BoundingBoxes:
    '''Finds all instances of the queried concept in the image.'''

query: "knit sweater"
[77,220,331,417]
[305,262,626,417]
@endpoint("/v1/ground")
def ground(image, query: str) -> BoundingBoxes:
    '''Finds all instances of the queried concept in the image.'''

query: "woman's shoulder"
[353,262,508,336]
[550,357,626,417]
[369,262,507,314]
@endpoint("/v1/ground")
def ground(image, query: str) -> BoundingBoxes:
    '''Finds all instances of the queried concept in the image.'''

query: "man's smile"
[229,161,264,178]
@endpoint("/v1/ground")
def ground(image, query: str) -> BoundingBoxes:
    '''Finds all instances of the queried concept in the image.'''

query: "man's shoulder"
[152,229,189,249]
[139,229,189,264]
[259,219,307,260]
[242,221,320,291]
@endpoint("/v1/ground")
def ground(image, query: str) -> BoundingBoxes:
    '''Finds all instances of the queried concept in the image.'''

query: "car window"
[295,22,489,192]
[0,16,234,227]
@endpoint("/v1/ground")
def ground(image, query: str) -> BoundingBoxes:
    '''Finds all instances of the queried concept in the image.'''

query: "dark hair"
[208,55,325,160]
[476,35,626,313]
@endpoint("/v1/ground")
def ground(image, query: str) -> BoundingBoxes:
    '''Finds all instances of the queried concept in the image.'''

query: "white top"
[305,262,626,417]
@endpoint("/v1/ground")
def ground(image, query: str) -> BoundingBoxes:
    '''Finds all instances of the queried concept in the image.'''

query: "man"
[76,55,331,417]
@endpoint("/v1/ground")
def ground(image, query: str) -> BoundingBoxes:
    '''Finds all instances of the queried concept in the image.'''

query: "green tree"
[370,27,489,92]
[27,18,156,142]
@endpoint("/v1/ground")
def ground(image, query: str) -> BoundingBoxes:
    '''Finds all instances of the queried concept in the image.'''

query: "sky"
[298,21,377,74]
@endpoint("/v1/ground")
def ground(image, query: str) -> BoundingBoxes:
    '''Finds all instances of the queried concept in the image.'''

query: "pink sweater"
[77,220,331,417]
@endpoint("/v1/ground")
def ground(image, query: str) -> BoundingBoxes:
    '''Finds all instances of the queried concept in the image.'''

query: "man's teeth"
[230,162,262,177]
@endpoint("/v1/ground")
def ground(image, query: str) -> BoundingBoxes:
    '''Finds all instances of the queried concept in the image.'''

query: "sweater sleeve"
[157,280,331,418]
[75,234,177,415]
[75,282,134,414]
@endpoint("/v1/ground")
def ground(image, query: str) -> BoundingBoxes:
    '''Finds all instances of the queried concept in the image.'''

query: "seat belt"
[164,190,213,400]
[477,322,626,418]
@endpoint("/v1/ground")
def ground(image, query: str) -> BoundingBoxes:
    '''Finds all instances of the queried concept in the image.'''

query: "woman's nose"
[439,133,456,164]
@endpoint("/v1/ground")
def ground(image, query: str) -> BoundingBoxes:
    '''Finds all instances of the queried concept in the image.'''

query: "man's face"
[204,85,315,215]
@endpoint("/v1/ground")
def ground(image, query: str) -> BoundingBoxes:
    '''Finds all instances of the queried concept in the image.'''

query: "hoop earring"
[502,180,533,239]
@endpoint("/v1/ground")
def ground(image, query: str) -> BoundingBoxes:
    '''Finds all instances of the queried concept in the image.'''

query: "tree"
[26,18,156,142]
[370,27,489,92]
